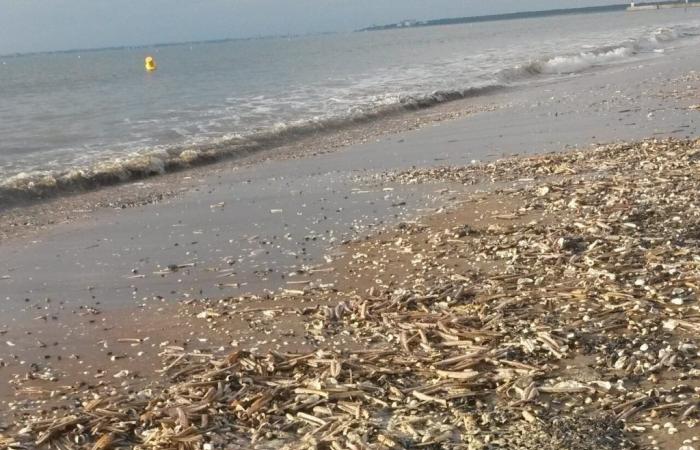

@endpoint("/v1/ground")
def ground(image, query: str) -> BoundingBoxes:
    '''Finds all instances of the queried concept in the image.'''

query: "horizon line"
[0,30,339,59]
[2,2,671,58]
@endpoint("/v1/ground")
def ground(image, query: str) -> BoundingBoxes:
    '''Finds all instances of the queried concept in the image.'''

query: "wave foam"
[500,23,699,80]
[541,46,635,74]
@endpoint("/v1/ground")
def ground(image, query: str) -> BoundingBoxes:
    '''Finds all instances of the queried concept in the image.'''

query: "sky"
[0,0,622,55]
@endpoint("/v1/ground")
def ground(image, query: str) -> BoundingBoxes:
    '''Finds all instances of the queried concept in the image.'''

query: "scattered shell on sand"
[5,138,700,449]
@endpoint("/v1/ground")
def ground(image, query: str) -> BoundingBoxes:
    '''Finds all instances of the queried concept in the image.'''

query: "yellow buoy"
[144,56,157,72]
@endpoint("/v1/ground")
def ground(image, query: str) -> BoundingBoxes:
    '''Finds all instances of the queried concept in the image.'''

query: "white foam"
[540,46,634,74]
[1,171,56,190]
[179,149,200,164]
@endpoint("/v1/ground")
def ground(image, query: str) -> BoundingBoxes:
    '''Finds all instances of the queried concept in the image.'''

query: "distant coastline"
[0,32,338,59]
[357,2,699,32]
[6,3,699,58]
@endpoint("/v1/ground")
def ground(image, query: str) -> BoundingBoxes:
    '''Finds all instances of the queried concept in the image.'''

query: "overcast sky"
[0,0,621,55]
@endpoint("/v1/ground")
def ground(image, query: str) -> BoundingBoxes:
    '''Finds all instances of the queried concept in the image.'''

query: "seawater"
[1,8,699,201]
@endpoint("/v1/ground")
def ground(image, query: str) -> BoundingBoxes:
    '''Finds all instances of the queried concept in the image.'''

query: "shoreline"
[3,36,700,244]
[0,93,498,244]
[0,86,504,213]
[5,8,700,217]
[5,137,700,449]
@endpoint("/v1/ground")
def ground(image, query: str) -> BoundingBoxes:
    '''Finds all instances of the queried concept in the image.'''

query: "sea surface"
[1,8,700,200]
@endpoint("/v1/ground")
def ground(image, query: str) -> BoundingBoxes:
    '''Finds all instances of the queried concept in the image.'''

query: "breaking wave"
[499,24,699,81]
[0,85,504,207]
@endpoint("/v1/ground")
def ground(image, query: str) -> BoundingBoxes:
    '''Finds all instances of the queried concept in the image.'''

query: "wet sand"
[1,42,700,445]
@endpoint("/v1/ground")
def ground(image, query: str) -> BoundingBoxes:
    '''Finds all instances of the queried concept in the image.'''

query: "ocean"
[1,7,700,202]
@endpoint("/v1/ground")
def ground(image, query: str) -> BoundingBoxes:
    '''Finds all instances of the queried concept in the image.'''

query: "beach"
[2,19,700,450]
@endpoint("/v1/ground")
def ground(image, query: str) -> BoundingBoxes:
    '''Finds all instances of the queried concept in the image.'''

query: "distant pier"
[627,1,700,11]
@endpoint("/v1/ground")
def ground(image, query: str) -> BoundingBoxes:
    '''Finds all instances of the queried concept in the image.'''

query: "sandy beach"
[2,39,700,449]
